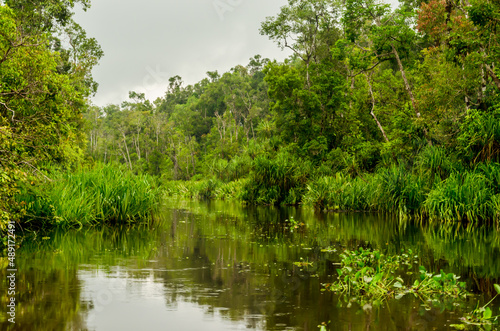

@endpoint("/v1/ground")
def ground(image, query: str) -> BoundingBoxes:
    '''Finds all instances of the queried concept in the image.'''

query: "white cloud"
[74,0,292,106]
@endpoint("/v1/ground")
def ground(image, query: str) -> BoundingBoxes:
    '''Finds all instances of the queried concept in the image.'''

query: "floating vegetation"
[451,284,500,330]
[321,247,500,329]
[293,258,314,267]
[320,247,337,253]
[322,248,468,307]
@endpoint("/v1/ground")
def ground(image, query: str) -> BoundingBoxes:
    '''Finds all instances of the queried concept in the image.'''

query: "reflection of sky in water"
[79,269,261,331]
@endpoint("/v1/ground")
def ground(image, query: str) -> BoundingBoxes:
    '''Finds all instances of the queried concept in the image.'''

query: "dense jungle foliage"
[0,0,104,230]
[1,0,500,231]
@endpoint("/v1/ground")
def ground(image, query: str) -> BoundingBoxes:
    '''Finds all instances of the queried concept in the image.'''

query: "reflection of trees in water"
[9,200,500,330]
[421,223,500,294]
[158,200,500,329]
[0,266,89,331]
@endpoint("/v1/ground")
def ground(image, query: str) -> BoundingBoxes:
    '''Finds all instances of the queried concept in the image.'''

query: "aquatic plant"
[240,151,312,205]
[452,284,500,330]
[322,248,468,307]
[18,163,160,227]
[372,165,428,214]
[163,178,245,201]
[303,174,370,211]
[416,145,454,181]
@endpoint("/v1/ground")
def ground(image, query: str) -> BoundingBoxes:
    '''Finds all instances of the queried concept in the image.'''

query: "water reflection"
[2,199,500,330]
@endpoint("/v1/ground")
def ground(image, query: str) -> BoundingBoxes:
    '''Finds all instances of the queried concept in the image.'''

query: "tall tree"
[260,0,340,87]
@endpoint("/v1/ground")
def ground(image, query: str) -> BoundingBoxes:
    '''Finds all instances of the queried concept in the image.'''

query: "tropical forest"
[1,0,500,330]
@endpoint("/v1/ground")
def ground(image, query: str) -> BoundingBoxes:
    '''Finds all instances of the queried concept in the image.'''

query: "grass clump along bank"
[16,164,160,228]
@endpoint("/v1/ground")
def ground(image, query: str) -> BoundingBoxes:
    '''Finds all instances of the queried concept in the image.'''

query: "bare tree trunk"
[366,73,389,142]
[133,137,141,160]
[391,43,432,144]
[136,134,141,160]
[121,131,133,171]
[103,132,108,163]
[191,146,196,176]
[215,112,226,158]
[391,43,419,118]
[172,145,179,180]
[462,64,471,112]
[120,149,128,167]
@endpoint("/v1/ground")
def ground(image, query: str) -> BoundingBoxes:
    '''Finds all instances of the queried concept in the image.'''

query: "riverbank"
[162,159,500,225]
[5,156,500,233]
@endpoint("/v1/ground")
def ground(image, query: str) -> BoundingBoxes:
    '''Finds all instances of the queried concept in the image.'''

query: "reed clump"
[18,164,160,227]
[240,151,312,205]
[303,174,370,211]
[163,178,245,201]
[303,161,500,225]
[161,144,500,225]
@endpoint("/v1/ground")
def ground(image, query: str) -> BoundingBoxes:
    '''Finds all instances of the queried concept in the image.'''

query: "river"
[2,199,500,330]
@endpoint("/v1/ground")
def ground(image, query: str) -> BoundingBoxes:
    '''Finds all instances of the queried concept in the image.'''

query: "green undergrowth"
[322,248,500,329]
[162,147,500,224]
[162,178,247,201]
[16,164,160,227]
[238,153,312,205]
[304,163,500,224]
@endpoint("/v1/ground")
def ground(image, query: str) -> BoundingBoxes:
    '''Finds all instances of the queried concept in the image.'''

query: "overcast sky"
[74,0,292,107]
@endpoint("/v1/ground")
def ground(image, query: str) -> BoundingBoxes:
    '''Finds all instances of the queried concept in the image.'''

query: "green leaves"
[393,281,403,288]
[483,307,493,320]
[468,0,497,27]
[494,284,500,295]
[260,0,340,58]
[0,1,104,233]
[323,248,469,308]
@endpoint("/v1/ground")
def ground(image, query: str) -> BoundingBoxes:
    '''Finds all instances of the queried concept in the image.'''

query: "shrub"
[373,165,428,214]
[416,145,454,181]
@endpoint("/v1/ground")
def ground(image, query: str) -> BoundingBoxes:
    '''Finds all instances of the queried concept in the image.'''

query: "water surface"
[2,199,500,330]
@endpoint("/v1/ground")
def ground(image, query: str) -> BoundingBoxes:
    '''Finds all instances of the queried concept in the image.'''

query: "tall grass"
[240,152,312,205]
[18,164,160,227]
[202,153,254,183]
[458,108,500,164]
[163,147,500,225]
[304,166,427,214]
[373,165,428,214]
[423,171,492,222]
[303,174,370,211]
[416,145,454,181]
[162,178,246,201]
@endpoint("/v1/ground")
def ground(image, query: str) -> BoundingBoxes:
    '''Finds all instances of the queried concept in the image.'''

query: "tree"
[0,1,102,228]
[417,0,500,107]
[260,0,341,87]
